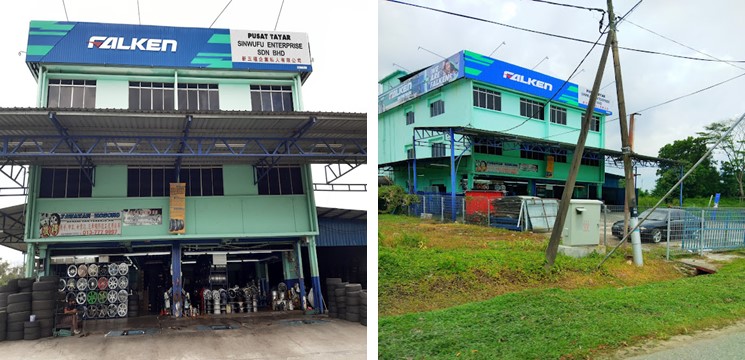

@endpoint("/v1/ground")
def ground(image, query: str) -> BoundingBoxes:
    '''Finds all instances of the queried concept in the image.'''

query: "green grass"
[638,195,745,208]
[379,260,745,359]
[379,215,683,316]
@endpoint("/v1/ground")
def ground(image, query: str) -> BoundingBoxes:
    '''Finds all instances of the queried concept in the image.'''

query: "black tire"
[347,296,360,306]
[33,309,54,320]
[7,302,31,313]
[334,288,346,297]
[23,323,40,340]
[651,228,663,243]
[0,285,12,293]
[32,300,56,311]
[346,313,360,322]
[38,318,53,330]
[129,305,139,312]
[345,283,362,293]
[17,278,34,289]
[32,281,57,292]
[32,291,55,301]
[7,293,31,304]
[7,321,24,332]
[6,330,23,341]
[360,293,367,306]
[8,311,31,323]
[6,279,19,291]
[39,275,60,283]
[24,321,40,329]
[347,305,360,314]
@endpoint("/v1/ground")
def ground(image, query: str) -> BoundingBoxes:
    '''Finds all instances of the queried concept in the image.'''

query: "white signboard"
[578,86,612,113]
[40,212,122,237]
[230,30,311,67]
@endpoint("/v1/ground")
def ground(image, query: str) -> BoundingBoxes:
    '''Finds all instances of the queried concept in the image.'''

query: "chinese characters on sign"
[122,208,163,226]
[39,212,122,237]
[230,30,311,66]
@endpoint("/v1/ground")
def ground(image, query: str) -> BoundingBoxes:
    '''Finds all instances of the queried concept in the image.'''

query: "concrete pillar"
[39,245,49,276]
[171,242,182,317]
[295,240,307,311]
[307,236,323,314]
[24,243,36,277]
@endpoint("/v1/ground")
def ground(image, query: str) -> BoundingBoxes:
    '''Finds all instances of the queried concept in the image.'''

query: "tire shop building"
[378,50,616,200]
[0,21,366,322]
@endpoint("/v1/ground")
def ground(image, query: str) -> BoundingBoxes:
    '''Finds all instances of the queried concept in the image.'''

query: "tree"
[0,258,23,285]
[378,185,419,214]
[698,119,745,200]
[653,136,720,198]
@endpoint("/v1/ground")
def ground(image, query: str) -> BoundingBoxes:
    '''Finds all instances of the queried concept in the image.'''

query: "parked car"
[611,208,699,243]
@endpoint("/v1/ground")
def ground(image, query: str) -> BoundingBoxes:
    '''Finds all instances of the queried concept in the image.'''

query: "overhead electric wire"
[274,0,285,31]
[62,0,69,21]
[530,0,605,14]
[209,0,232,28]
[386,0,745,64]
[137,0,142,25]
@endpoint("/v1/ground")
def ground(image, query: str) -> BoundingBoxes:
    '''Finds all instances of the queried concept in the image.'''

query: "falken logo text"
[503,71,552,91]
[87,36,178,52]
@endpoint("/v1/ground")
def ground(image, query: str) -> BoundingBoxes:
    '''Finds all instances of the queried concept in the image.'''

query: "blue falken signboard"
[378,50,612,115]
[25,21,312,73]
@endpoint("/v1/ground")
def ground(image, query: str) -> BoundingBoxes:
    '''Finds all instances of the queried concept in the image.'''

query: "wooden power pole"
[545,31,613,269]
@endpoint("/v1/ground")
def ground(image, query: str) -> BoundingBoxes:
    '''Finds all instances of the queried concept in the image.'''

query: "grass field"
[378,215,745,359]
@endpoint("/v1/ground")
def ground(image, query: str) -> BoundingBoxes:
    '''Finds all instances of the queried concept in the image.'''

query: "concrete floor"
[0,311,367,360]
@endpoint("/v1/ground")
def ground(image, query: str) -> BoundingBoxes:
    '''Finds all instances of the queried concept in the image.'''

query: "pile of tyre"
[0,276,60,341]
[326,278,347,319]
[344,283,362,323]
[359,290,367,326]
[63,262,131,319]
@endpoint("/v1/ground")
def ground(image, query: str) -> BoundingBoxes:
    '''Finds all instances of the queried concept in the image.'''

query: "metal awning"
[0,203,25,252]
[407,126,676,168]
[0,108,366,167]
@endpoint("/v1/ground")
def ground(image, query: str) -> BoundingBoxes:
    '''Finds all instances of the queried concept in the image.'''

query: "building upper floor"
[378,51,613,164]
[26,20,313,112]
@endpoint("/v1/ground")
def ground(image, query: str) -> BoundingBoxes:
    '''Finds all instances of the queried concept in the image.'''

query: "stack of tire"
[128,292,139,317]
[32,275,59,338]
[334,282,349,320]
[344,283,362,323]
[6,279,32,341]
[0,279,17,341]
[325,278,342,317]
[359,290,367,326]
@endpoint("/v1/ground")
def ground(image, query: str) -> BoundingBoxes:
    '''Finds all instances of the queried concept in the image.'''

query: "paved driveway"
[0,312,367,360]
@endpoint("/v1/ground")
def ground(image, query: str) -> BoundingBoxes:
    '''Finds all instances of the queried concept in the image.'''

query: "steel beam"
[174,115,193,178]
[254,117,317,184]
[48,112,95,185]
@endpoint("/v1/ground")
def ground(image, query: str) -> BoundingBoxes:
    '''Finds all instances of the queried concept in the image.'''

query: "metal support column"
[24,242,36,277]
[307,236,324,314]
[450,128,456,222]
[171,242,182,317]
[412,134,418,194]
[295,240,307,311]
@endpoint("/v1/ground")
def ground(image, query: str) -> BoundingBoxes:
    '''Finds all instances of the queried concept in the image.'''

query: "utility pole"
[608,0,643,266]
[623,112,640,238]
[545,33,613,269]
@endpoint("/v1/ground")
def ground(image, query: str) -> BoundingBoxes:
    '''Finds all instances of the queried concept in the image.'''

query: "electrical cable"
[274,0,286,31]
[530,0,605,14]
[62,0,69,21]
[386,0,745,63]
[209,0,232,29]
[137,0,142,25]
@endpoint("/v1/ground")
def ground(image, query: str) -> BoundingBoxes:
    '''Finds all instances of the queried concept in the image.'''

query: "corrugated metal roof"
[0,107,366,166]
[317,217,366,247]
[0,203,26,252]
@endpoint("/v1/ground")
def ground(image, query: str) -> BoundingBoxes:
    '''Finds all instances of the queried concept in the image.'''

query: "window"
[177,83,220,111]
[38,168,92,198]
[47,80,96,108]
[406,148,415,159]
[550,106,567,125]
[250,85,294,111]
[520,145,545,160]
[127,167,223,197]
[430,99,445,117]
[405,111,415,125]
[591,115,601,132]
[473,137,502,156]
[550,149,568,163]
[581,151,601,166]
[129,82,175,111]
[519,98,545,120]
[431,143,446,157]
[473,87,501,111]
[256,166,304,195]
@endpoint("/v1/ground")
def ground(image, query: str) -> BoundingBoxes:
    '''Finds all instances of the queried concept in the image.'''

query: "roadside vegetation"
[378,215,745,359]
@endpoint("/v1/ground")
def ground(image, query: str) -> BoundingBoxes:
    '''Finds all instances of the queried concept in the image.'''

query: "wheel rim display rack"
[62,262,131,320]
